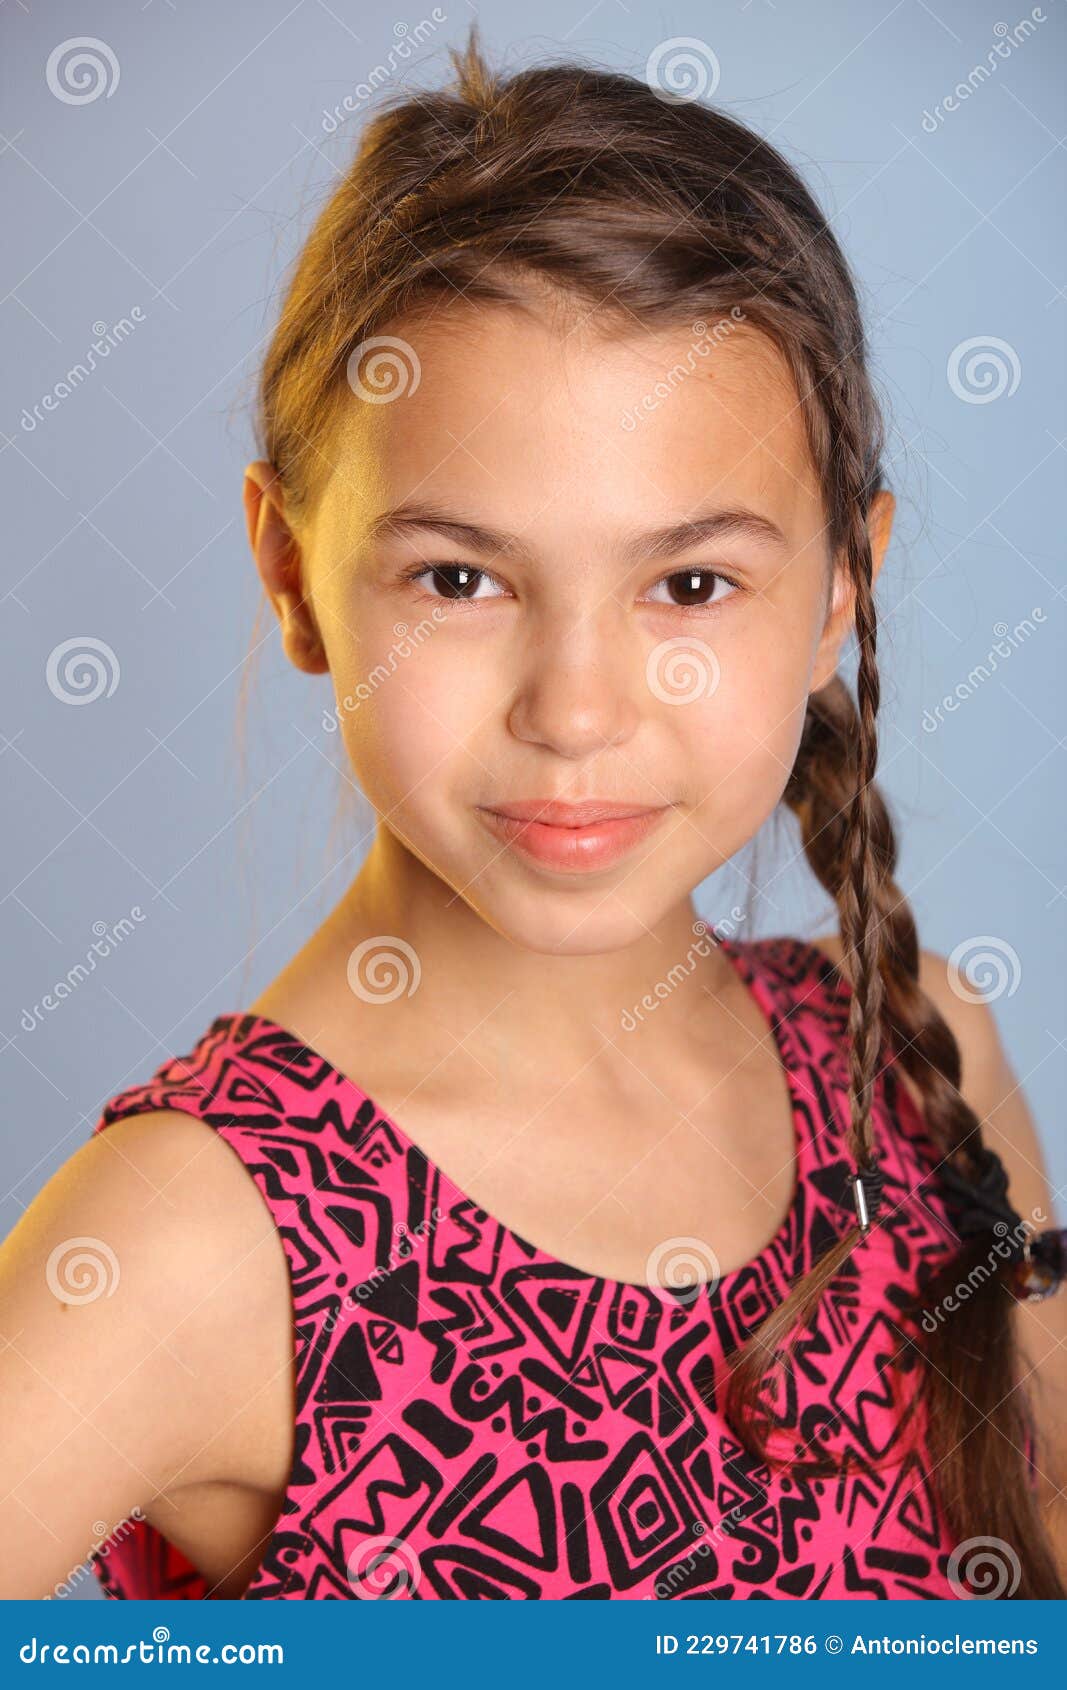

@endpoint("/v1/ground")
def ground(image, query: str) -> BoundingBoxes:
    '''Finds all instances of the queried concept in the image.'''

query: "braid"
[246,21,1065,1596]
[727,513,1065,1595]
[835,507,886,1180]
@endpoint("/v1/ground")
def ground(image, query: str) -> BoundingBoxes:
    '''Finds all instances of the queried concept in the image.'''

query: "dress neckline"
[210,934,825,1308]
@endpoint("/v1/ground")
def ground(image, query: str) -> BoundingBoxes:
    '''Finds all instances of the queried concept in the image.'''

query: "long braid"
[737,588,1065,1596]
[247,21,1065,1596]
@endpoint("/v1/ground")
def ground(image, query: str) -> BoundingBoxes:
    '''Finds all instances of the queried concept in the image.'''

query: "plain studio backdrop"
[2,0,1064,1597]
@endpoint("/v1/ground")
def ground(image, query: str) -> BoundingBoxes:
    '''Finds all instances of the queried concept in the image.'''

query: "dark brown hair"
[252,25,1063,1595]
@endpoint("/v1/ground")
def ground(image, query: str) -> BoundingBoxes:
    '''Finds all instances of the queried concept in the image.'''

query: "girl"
[3,28,1065,1603]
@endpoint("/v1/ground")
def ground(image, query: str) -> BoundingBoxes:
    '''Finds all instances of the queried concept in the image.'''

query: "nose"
[506,610,642,759]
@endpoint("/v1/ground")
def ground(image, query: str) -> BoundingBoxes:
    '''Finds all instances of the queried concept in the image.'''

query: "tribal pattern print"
[88,935,967,1600]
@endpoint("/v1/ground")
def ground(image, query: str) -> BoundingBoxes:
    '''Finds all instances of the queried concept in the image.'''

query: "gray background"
[2,0,1064,1591]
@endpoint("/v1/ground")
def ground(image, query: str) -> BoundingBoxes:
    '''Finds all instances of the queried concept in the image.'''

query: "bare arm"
[913,951,1067,1579]
[813,931,1067,1578]
[0,1111,292,1598]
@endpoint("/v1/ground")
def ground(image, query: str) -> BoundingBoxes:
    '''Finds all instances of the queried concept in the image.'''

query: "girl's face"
[251,299,890,955]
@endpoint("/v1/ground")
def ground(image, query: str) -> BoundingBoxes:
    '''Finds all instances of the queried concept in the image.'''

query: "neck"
[303,825,738,1075]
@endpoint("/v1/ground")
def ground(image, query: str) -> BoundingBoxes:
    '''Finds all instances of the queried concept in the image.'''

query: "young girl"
[4,29,1065,1603]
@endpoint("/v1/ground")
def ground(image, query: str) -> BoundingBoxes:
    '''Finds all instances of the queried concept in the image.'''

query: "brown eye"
[431,565,482,599]
[646,569,737,608]
[406,563,508,602]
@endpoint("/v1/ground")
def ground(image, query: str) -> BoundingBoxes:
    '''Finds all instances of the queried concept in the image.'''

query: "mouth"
[476,797,674,874]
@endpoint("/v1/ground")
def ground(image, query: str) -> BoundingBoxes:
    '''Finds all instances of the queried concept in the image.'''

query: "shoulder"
[810,933,1003,1103]
[812,931,1067,1564]
[87,1110,294,1479]
[810,929,1058,1225]
[0,1111,291,1592]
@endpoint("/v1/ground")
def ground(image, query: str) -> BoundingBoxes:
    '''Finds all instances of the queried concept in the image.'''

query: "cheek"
[679,648,811,823]
[335,637,485,812]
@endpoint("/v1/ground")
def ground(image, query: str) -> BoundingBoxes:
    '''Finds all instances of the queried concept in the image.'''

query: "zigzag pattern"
[88,936,963,1600]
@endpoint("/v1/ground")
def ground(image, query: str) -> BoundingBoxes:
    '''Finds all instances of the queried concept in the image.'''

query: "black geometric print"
[88,936,969,1600]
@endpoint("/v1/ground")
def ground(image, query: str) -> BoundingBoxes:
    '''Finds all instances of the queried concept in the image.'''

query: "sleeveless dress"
[87,934,967,1601]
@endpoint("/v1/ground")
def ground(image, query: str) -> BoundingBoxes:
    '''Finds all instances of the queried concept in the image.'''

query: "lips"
[477,797,672,873]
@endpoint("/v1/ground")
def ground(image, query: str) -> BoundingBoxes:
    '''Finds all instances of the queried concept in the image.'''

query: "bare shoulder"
[811,928,1067,1528]
[810,929,1057,1220]
[0,1110,293,1596]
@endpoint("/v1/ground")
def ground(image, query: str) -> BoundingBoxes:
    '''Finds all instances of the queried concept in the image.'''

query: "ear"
[243,460,328,675]
[810,489,895,693]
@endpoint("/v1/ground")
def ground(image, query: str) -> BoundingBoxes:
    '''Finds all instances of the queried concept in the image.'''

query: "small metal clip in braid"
[846,1160,885,1236]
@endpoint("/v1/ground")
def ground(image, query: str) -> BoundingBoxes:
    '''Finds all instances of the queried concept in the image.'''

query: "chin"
[463,882,672,957]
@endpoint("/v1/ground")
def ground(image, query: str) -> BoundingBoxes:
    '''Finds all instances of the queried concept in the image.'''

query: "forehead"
[316,299,822,545]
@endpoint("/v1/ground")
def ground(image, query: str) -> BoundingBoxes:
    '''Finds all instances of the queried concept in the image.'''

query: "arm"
[813,931,1067,1575]
[912,950,1067,1578]
[0,1110,291,1598]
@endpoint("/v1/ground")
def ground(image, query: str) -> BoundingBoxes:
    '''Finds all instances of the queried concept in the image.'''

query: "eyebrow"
[365,501,788,564]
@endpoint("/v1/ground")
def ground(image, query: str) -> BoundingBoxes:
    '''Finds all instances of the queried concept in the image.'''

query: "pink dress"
[88,935,965,1600]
